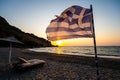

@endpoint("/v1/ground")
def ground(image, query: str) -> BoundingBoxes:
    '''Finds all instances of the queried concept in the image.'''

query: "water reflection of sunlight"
[56,47,63,54]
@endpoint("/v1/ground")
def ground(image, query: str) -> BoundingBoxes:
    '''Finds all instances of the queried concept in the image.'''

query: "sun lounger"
[14,57,45,70]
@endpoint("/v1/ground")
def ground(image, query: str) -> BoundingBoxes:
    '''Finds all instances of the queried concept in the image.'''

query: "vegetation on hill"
[0,16,53,47]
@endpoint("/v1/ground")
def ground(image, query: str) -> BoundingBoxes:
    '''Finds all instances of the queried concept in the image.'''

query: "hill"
[0,16,53,47]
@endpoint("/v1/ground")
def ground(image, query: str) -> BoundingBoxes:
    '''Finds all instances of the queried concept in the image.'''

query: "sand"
[0,47,120,80]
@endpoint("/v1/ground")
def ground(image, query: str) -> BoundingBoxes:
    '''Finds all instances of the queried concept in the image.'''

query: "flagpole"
[90,5,99,80]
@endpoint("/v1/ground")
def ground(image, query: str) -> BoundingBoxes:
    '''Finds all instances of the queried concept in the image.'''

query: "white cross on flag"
[46,5,93,41]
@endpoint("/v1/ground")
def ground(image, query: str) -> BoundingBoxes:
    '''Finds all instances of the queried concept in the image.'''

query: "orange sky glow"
[1,0,120,46]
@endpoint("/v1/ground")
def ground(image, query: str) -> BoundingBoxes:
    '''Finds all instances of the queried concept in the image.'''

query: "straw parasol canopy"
[0,36,23,44]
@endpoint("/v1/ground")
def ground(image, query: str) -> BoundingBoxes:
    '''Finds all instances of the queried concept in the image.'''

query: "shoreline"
[0,47,120,80]
[28,46,120,59]
[25,49,120,69]
[28,48,120,60]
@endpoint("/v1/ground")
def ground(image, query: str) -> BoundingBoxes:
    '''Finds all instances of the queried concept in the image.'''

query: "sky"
[0,0,120,46]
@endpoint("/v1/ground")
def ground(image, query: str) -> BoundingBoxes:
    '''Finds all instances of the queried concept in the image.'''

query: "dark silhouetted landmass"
[0,16,53,47]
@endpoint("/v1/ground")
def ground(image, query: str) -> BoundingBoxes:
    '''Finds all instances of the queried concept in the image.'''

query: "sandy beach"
[0,47,120,80]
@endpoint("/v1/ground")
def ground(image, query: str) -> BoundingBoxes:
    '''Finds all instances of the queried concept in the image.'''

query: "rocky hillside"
[0,16,53,47]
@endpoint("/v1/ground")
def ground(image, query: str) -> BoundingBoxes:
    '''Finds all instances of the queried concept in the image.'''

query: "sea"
[29,46,120,58]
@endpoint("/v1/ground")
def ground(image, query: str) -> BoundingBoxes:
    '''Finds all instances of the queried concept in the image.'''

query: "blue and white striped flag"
[46,5,93,41]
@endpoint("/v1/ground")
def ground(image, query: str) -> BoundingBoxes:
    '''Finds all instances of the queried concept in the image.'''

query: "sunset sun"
[56,40,62,46]
[52,40,63,46]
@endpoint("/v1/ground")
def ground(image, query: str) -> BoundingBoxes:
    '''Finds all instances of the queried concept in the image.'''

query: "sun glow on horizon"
[52,40,63,46]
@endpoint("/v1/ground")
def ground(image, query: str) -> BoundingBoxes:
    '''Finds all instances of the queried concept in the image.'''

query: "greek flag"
[46,5,93,41]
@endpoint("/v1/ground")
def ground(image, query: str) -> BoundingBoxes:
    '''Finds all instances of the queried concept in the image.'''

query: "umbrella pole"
[9,43,12,64]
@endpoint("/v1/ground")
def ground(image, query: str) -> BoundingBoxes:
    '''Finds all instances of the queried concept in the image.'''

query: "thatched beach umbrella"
[0,36,23,64]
